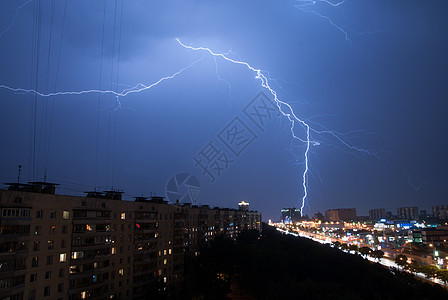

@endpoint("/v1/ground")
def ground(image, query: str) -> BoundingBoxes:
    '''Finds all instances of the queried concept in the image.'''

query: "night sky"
[0,0,447,221]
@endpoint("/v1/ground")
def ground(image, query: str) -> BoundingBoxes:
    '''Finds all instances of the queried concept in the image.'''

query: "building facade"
[325,208,356,222]
[412,228,448,247]
[0,183,261,300]
[433,205,448,220]
[397,207,419,220]
[368,208,386,220]
[281,208,301,223]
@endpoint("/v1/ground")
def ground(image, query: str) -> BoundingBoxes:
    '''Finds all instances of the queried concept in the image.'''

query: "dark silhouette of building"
[313,212,324,221]
[397,207,419,220]
[369,208,386,220]
[433,205,448,220]
[0,183,261,300]
[325,208,356,222]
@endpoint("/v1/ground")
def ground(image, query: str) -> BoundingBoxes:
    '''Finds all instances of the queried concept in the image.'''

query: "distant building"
[238,201,249,211]
[369,208,386,220]
[397,207,419,220]
[433,205,448,220]
[325,208,356,222]
[281,207,301,223]
[313,212,324,221]
[419,210,428,219]
[412,228,448,247]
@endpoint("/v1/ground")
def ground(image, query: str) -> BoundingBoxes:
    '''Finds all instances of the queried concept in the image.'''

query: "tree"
[420,265,438,279]
[371,250,384,261]
[340,243,349,251]
[436,269,448,284]
[373,236,380,245]
[395,254,408,269]
[407,259,420,274]
[359,246,372,257]
[349,244,359,253]
[332,241,341,249]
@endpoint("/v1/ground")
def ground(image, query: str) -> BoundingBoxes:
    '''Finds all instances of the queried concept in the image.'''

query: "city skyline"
[1,1,447,221]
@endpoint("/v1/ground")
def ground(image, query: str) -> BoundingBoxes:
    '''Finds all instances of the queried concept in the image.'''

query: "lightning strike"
[295,0,352,44]
[0,35,376,216]
[176,38,313,215]
[0,0,33,40]
[0,58,201,105]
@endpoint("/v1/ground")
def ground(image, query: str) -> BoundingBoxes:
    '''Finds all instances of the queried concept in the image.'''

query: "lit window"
[32,257,38,267]
[163,259,167,265]
[121,213,126,220]
[62,211,69,220]
[86,224,93,231]
[111,247,116,255]
[59,253,66,263]
[168,249,172,255]
[163,277,167,283]
[118,268,124,276]
[71,251,84,259]
[34,226,41,235]
[163,250,167,256]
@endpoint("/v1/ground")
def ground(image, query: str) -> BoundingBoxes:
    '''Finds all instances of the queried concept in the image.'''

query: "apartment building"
[397,207,419,220]
[433,205,448,220]
[0,182,261,300]
[325,208,356,222]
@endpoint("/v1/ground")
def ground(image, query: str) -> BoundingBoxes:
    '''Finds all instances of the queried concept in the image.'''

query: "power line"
[94,0,108,191]
[44,0,68,180]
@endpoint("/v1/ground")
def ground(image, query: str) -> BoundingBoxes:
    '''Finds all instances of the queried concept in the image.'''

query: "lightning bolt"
[297,0,346,7]
[295,0,352,44]
[0,37,377,215]
[0,58,201,106]
[0,0,33,40]
[176,38,313,215]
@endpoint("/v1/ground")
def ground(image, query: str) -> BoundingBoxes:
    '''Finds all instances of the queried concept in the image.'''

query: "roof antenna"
[17,165,22,184]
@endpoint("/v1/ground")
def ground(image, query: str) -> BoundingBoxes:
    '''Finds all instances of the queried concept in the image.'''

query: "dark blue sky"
[0,0,447,220]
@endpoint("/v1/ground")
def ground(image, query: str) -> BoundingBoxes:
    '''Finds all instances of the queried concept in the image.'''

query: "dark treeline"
[154,224,448,299]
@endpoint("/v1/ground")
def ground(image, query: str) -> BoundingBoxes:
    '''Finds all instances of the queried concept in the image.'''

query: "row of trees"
[178,225,448,299]
[332,241,448,284]
[395,254,448,283]
[332,241,385,260]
